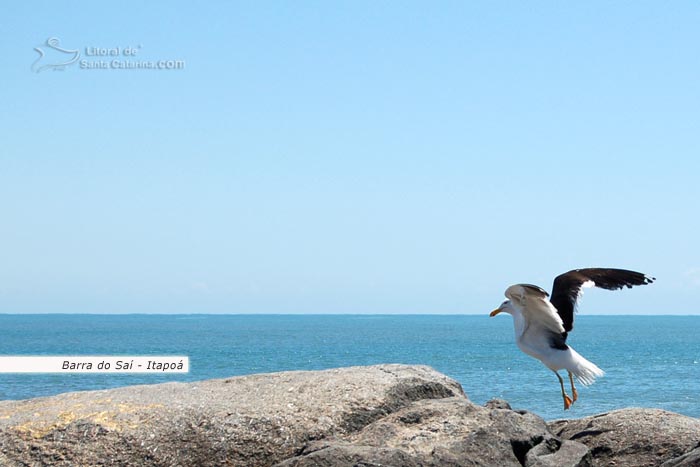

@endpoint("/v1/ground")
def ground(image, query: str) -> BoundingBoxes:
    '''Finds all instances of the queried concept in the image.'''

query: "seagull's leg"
[568,371,578,403]
[555,371,573,410]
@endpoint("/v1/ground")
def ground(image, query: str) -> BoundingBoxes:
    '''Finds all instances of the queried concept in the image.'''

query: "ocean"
[0,314,698,421]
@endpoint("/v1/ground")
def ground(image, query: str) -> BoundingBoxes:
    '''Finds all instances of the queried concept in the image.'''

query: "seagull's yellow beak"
[489,308,502,317]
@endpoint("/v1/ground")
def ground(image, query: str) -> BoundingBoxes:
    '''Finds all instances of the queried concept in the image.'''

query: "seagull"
[489,268,655,410]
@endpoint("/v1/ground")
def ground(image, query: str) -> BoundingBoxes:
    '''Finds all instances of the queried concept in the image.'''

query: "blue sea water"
[1,314,698,421]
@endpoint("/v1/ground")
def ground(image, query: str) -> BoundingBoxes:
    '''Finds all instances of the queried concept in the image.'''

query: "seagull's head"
[489,284,534,317]
[489,299,515,317]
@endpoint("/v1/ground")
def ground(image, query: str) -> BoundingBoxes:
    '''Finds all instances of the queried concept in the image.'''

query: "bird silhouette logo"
[32,37,80,73]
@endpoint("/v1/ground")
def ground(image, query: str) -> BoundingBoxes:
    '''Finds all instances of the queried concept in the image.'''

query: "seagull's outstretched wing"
[550,268,655,333]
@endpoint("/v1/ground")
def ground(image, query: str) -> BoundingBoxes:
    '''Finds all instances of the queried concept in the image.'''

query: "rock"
[274,440,426,467]
[0,364,461,467]
[525,437,591,467]
[277,396,590,467]
[549,408,700,467]
[0,364,696,466]
[484,398,512,410]
[661,446,700,466]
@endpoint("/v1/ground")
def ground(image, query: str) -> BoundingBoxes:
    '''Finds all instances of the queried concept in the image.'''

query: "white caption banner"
[0,356,189,373]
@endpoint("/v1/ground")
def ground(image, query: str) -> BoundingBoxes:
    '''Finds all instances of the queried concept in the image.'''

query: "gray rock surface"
[549,408,700,467]
[278,397,590,467]
[662,446,700,467]
[0,364,697,466]
[0,364,460,466]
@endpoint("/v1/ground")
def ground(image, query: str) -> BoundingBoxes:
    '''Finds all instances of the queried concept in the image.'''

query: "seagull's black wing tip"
[631,273,655,287]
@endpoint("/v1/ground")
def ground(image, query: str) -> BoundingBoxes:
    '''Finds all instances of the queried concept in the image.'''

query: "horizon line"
[1,312,697,317]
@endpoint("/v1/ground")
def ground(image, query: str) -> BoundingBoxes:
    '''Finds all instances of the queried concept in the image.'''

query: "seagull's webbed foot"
[563,393,573,410]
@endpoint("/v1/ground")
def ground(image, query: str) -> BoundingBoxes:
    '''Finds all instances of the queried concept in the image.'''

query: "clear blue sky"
[1,2,698,314]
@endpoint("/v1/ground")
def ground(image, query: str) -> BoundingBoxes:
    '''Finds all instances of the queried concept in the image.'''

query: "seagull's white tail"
[569,348,604,386]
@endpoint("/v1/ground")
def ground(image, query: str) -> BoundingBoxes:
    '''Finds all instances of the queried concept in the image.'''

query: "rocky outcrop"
[277,397,590,467]
[549,408,700,467]
[0,364,697,466]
